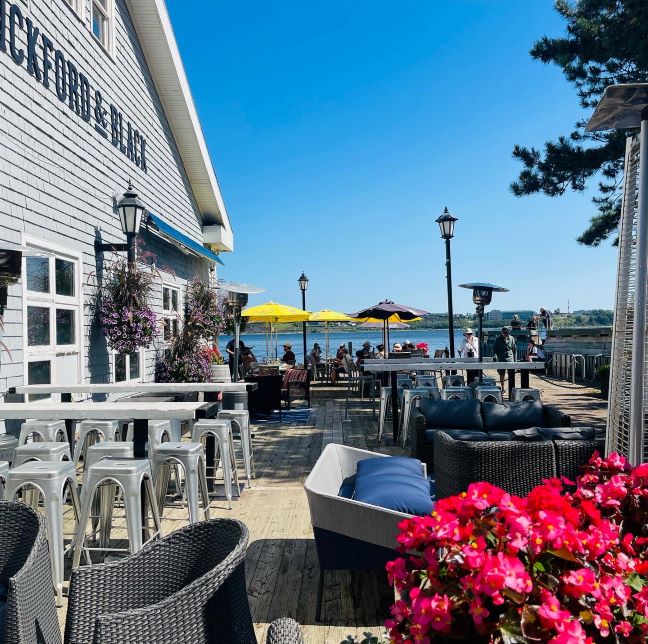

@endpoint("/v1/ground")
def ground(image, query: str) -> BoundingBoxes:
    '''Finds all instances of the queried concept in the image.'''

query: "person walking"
[539,307,553,331]
[458,328,479,385]
[493,326,517,398]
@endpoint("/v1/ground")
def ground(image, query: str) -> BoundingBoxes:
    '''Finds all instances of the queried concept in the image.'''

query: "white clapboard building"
[0,0,233,409]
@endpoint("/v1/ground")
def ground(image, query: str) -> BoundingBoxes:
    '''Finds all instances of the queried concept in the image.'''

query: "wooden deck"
[55,372,607,643]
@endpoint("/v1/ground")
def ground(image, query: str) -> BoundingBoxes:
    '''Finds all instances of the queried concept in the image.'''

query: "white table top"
[361,361,545,372]
[0,401,209,420]
[11,382,256,395]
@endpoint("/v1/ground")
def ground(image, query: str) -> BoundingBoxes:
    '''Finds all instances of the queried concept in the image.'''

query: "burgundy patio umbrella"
[350,301,429,441]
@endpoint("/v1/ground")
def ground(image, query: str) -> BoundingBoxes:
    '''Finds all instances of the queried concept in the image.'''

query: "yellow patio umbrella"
[309,309,354,360]
[242,301,311,359]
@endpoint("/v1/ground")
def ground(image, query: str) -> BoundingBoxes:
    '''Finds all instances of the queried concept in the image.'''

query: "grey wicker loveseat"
[410,398,571,470]
[433,429,606,499]
[0,501,61,644]
[64,518,302,644]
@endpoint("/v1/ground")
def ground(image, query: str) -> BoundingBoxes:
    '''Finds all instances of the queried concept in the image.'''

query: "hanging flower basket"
[97,258,157,354]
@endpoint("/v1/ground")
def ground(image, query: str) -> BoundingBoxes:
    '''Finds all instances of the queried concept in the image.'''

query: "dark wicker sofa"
[434,429,606,499]
[410,398,571,471]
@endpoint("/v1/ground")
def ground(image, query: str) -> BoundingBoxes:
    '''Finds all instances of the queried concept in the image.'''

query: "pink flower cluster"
[385,453,648,643]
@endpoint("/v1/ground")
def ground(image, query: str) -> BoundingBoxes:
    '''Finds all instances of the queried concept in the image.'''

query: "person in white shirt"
[458,328,479,385]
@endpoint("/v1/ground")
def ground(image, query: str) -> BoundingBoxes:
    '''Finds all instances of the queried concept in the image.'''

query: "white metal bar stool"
[5,460,81,605]
[12,442,73,467]
[512,388,541,402]
[151,442,210,523]
[377,387,392,443]
[0,435,19,465]
[399,388,440,447]
[414,374,438,388]
[18,420,66,446]
[217,410,254,487]
[73,458,160,567]
[442,374,466,388]
[125,420,173,452]
[0,461,9,499]
[440,386,472,401]
[474,386,504,404]
[191,419,240,508]
[73,420,121,463]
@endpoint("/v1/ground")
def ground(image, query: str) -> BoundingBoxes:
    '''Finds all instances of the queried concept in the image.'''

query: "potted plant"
[206,346,230,382]
[97,258,157,354]
[385,452,648,643]
[596,363,610,399]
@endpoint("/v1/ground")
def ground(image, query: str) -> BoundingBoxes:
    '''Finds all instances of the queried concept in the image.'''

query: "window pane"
[27,306,50,346]
[55,259,75,296]
[130,352,140,380]
[92,7,107,44]
[115,354,126,382]
[163,288,170,311]
[28,360,51,401]
[26,257,50,293]
[163,318,170,341]
[172,319,178,337]
[171,290,178,312]
[56,309,75,345]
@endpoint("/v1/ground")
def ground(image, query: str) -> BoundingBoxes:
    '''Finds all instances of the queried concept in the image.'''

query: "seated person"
[331,347,349,384]
[241,346,258,375]
[310,342,322,364]
[375,343,386,359]
[355,341,374,361]
[510,314,522,330]
[281,342,296,365]
[393,343,403,353]
[526,316,538,330]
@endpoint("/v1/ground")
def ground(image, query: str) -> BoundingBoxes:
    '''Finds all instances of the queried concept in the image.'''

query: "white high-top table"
[0,401,217,458]
[361,359,545,441]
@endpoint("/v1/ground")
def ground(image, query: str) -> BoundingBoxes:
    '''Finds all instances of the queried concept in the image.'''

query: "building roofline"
[126,0,233,251]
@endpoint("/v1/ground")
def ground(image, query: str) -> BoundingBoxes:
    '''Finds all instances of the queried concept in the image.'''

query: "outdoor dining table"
[0,401,216,458]
[361,359,546,441]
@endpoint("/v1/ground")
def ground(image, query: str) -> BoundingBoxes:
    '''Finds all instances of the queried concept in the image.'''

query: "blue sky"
[167,0,618,315]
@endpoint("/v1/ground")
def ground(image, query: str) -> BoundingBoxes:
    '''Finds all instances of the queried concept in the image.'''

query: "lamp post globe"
[436,207,458,357]
[116,180,146,263]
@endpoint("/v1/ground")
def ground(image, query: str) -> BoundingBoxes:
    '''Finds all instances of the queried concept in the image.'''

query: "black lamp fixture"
[435,207,458,357]
[298,271,309,371]
[459,282,509,382]
[95,180,147,264]
[218,281,264,382]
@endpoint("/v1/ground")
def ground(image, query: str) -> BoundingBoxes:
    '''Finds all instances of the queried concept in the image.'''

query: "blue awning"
[146,213,225,266]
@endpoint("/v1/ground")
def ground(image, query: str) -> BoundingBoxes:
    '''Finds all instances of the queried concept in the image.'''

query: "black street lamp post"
[95,180,147,264]
[298,272,310,405]
[435,207,457,357]
[459,282,508,383]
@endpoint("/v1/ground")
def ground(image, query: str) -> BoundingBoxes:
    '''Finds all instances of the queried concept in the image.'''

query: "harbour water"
[219,329,467,362]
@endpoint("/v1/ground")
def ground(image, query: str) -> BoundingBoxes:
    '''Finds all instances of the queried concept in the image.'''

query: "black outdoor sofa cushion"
[411,399,571,471]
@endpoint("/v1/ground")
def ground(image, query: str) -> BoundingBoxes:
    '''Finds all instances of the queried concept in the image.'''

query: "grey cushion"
[538,427,595,440]
[425,429,489,444]
[419,398,483,430]
[512,428,543,441]
[482,400,544,431]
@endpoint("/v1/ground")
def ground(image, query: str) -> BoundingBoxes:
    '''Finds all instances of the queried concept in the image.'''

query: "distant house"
[0,0,233,404]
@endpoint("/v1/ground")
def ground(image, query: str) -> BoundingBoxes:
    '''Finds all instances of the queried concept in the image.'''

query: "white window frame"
[162,284,182,344]
[22,236,84,400]
[91,0,115,55]
[63,0,80,15]
[111,349,144,384]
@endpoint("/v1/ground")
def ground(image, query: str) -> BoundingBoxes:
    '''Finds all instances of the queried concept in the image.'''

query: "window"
[92,0,112,51]
[23,242,82,401]
[63,0,79,13]
[162,285,181,342]
[112,350,143,383]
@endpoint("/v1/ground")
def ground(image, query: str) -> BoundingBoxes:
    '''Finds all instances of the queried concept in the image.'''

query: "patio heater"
[298,272,309,368]
[219,281,264,382]
[586,83,648,465]
[459,282,508,383]
[95,180,146,264]
[435,207,458,357]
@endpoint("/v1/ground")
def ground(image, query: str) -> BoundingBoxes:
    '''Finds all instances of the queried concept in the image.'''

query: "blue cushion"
[419,398,483,430]
[338,474,356,498]
[482,400,544,431]
[487,431,515,441]
[356,456,423,478]
[426,429,489,443]
[353,457,433,516]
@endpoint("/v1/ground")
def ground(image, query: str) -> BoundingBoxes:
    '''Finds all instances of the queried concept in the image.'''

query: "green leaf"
[627,573,646,592]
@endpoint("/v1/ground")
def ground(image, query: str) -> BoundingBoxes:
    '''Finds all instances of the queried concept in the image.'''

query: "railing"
[545,351,610,382]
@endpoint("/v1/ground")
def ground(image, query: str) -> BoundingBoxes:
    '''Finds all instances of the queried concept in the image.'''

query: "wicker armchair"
[0,501,61,644]
[65,519,303,644]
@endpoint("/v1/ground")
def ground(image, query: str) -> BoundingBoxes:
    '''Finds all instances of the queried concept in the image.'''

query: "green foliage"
[596,362,610,395]
[511,0,648,245]
[340,632,388,644]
